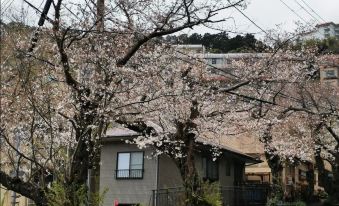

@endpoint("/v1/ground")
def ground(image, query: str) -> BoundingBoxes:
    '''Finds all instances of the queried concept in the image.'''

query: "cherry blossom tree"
[1,0,253,205]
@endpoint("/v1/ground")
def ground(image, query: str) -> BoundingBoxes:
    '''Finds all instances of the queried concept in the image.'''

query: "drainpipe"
[155,155,159,206]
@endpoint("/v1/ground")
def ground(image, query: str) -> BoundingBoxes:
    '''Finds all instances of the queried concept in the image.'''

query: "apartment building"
[301,22,339,40]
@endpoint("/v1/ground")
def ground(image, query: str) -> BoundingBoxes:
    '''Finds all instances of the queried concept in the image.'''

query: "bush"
[46,182,107,206]
[199,181,222,206]
[294,200,306,206]
[266,196,280,206]
[315,189,328,199]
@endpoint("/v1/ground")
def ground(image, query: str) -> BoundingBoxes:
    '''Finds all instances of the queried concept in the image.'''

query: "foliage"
[46,181,107,206]
[294,200,307,206]
[314,189,328,199]
[266,199,306,206]
[166,32,268,53]
[46,182,87,206]
[90,188,108,206]
[266,196,280,206]
[199,181,222,206]
[295,37,339,54]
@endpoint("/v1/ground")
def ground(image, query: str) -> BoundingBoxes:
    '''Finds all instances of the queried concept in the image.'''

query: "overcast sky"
[2,0,339,37]
[229,0,339,33]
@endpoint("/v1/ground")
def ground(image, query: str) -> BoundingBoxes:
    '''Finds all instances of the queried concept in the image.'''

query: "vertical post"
[166,189,169,206]
[96,0,105,31]
[11,131,21,206]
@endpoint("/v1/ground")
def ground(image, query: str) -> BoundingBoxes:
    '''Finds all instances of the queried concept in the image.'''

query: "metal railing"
[152,184,271,206]
[152,187,186,206]
[220,184,270,206]
[115,169,144,179]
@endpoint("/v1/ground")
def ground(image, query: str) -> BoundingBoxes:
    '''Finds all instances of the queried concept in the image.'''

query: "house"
[319,55,339,87]
[221,132,332,201]
[99,127,263,206]
[300,22,339,41]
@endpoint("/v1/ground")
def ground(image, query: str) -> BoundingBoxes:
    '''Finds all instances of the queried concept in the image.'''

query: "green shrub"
[315,189,328,199]
[200,181,222,206]
[294,200,306,206]
[266,196,280,206]
[46,182,107,206]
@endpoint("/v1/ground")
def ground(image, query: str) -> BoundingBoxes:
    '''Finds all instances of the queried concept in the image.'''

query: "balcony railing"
[115,169,144,179]
[152,184,271,206]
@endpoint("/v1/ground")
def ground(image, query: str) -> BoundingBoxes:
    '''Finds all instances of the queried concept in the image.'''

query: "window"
[225,160,231,176]
[299,169,307,180]
[324,70,336,78]
[202,157,218,181]
[211,58,217,64]
[116,152,144,179]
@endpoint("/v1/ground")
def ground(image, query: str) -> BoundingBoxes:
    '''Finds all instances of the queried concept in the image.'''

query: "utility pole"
[96,0,105,31]
[11,131,21,206]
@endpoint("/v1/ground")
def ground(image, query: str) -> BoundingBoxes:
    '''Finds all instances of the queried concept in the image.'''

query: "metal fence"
[152,184,271,206]
[220,185,270,206]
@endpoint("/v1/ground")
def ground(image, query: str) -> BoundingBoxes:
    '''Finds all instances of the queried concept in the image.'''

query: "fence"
[220,185,270,206]
[152,184,271,206]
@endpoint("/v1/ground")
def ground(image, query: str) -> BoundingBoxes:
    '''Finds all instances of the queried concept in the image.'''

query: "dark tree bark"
[0,171,48,206]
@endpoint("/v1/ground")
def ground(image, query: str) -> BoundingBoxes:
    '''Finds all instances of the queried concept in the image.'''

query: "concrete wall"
[100,143,157,206]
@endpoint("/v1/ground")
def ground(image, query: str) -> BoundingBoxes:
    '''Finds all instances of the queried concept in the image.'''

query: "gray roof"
[103,126,260,163]
[105,127,139,138]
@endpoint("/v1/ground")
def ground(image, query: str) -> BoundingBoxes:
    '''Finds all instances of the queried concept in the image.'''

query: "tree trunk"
[315,150,333,196]
[332,156,339,203]
[178,134,202,206]
[306,168,314,201]
[265,151,283,199]
[0,171,48,206]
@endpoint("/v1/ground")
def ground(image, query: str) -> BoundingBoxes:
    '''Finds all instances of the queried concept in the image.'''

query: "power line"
[298,0,327,23]
[279,0,312,27]
[293,0,321,23]
[227,0,273,40]
[172,49,339,116]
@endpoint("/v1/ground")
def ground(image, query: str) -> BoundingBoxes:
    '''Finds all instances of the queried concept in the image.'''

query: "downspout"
[155,155,159,206]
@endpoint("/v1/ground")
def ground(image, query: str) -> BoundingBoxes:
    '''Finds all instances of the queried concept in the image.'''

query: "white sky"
[2,0,339,37]
[231,0,339,33]
[191,0,339,37]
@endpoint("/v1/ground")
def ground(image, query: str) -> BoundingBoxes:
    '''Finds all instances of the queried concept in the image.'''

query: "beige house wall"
[100,140,249,206]
[100,143,157,206]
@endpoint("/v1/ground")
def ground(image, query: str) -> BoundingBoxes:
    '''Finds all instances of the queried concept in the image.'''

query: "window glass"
[225,160,231,176]
[130,152,143,169]
[118,153,130,170]
[202,157,218,181]
[208,160,218,180]
[117,153,130,178]
[130,152,143,178]
[116,152,144,179]
[325,70,336,78]
[202,157,207,178]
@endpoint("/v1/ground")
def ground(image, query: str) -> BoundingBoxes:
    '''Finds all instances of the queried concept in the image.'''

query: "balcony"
[115,169,144,179]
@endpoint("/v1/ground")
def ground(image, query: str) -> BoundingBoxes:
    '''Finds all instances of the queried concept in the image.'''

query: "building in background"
[319,55,339,87]
[301,22,339,41]
[99,127,262,206]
